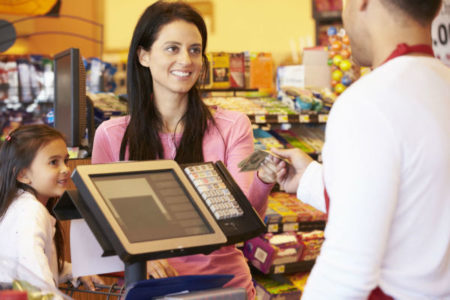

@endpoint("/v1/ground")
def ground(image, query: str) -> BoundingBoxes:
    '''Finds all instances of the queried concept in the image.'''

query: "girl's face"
[138,20,203,97]
[17,138,70,205]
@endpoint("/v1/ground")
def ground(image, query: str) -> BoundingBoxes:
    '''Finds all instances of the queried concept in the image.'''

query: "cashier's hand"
[147,259,178,279]
[79,275,104,291]
[257,155,279,184]
[270,148,313,193]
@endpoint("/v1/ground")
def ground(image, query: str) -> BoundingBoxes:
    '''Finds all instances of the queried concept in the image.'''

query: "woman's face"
[138,20,203,97]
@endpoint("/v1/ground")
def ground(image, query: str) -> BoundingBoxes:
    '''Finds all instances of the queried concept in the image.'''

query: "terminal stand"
[55,190,148,288]
[125,261,147,288]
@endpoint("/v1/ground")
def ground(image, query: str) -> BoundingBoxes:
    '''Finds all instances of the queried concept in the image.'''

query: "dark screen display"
[90,170,212,243]
[54,48,86,147]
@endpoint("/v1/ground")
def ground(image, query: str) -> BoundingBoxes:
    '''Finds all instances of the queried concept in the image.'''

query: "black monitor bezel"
[72,160,227,262]
[54,47,86,147]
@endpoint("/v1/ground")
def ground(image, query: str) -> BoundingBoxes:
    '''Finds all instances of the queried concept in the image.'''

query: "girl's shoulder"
[7,191,54,225]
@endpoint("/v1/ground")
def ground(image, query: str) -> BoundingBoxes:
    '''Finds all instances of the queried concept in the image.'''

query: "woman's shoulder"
[97,115,129,131]
[211,107,250,126]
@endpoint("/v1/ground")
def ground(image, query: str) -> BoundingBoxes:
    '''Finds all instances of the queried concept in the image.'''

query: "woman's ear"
[17,169,31,185]
[137,47,151,67]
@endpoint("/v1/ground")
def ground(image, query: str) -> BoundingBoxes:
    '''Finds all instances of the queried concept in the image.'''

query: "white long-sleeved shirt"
[298,56,450,299]
[0,190,72,297]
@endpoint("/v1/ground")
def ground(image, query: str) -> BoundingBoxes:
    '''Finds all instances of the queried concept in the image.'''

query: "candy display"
[268,192,327,223]
[252,97,297,115]
[203,96,298,117]
[298,230,325,261]
[287,272,310,293]
[327,27,359,95]
[269,129,316,154]
[203,96,267,115]
[253,128,284,151]
[253,273,301,300]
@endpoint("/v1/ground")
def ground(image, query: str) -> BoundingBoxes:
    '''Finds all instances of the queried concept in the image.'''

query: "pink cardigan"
[91,108,273,299]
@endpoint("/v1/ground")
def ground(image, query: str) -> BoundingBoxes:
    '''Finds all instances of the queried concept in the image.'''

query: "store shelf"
[251,260,316,275]
[248,112,328,124]
[266,221,326,234]
[201,88,259,97]
[313,10,342,22]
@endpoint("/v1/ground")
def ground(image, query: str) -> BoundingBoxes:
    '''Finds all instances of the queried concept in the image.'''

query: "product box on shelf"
[287,272,310,293]
[298,230,325,261]
[229,53,245,88]
[248,52,274,92]
[253,128,284,152]
[244,233,303,274]
[211,52,230,89]
[253,273,302,300]
[269,192,327,223]
[303,47,331,89]
[270,129,316,154]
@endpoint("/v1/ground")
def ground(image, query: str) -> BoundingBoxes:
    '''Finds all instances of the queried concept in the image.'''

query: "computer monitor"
[72,160,227,263]
[54,48,88,148]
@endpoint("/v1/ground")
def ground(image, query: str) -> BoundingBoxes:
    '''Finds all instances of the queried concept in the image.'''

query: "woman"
[92,1,275,298]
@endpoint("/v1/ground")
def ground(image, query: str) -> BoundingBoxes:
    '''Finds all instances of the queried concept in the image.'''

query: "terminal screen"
[90,170,213,243]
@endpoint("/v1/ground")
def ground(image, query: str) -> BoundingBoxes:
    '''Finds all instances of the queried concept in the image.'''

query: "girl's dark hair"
[0,124,66,274]
[120,0,214,163]
[382,0,442,25]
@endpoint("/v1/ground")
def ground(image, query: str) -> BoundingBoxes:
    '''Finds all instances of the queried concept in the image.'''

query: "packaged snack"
[249,52,274,92]
[211,52,230,89]
[253,273,301,300]
[229,53,245,88]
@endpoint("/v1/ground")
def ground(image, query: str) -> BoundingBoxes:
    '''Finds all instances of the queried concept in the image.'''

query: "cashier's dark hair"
[381,0,442,25]
[120,0,216,163]
[0,125,66,274]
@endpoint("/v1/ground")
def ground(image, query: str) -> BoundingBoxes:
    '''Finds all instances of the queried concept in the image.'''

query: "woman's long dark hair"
[0,124,66,274]
[120,0,214,163]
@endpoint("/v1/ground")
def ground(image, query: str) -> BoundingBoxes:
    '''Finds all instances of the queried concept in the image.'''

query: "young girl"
[0,124,102,296]
[91,1,277,298]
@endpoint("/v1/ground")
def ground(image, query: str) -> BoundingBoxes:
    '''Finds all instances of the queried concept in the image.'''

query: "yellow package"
[211,52,230,89]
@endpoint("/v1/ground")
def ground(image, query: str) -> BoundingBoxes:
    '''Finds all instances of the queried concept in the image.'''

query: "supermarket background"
[1,0,449,298]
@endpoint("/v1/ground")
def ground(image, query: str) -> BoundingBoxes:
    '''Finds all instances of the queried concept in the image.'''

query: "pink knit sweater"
[91,108,273,299]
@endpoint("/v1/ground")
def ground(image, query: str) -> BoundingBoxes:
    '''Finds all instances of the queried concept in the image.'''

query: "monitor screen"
[71,160,226,262]
[90,170,213,243]
[54,48,87,147]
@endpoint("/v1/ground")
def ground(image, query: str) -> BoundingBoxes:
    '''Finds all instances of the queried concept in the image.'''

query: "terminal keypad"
[184,164,244,220]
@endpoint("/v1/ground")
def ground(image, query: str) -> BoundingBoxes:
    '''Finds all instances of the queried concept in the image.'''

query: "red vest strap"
[383,43,434,64]
[369,287,394,300]
[324,187,330,215]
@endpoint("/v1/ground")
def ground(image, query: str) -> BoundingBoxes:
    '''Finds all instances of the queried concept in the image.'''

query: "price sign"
[318,114,328,123]
[274,265,286,274]
[283,223,299,232]
[299,114,310,123]
[255,114,266,123]
[267,223,279,233]
[432,0,450,67]
[277,114,289,123]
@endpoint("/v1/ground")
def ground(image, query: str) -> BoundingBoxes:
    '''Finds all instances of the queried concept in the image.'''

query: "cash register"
[55,159,266,286]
